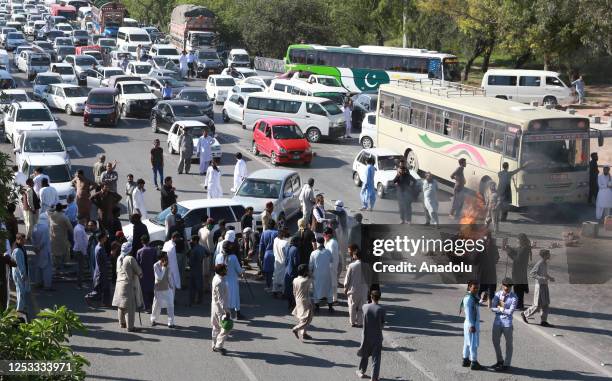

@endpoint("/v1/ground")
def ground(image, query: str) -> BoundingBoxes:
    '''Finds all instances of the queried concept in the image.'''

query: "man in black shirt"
[160,176,178,210]
[240,207,254,231]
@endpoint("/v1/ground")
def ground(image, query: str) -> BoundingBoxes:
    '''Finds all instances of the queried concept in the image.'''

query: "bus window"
[505,134,518,158]
[398,105,410,123]
[483,129,495,149]
[306,103,326,116]
[463,116,482,143]
[444,112,462,139]
[410,102,427,129]
[306,52,316,65]
[317,52,331,66]
[290,49,306,64]
[380,93,396,118]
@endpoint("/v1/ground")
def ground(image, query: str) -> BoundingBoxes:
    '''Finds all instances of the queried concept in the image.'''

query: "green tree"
[330,0,403,47]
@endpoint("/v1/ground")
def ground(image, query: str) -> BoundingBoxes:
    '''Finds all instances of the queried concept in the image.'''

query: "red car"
[252,118,313,166]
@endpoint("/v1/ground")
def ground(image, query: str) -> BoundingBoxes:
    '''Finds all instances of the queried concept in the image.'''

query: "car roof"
[24,154,67,165]
[236,83,260,89]
[174,120,206,127]
[2,89,27,94]
[230,48,248,55]
[119,80,147,85]
[13,101,47,109]
[247,168,297,180]
[36,71,61,77]
[178,198,243,210]
[152,44,176,49]
[360,148,402,157]
[178,87,205,92]
[209,74,233,79]
[89,87,117,94]
[23,130,60,137]
[235,67,256,73]
[257,117,296,126]
[485,69,561,77]
[161,100,195,106]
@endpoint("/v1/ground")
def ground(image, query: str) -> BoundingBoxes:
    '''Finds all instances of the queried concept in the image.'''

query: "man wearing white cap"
[215,230,245,319]
[112,242,143,332]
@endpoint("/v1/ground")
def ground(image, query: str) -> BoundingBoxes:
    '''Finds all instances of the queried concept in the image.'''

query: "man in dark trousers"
[187,235,205,305]
[160,176,178,210]
[136,234,157,313]
[589,152,599,204]
[357,290,385,381]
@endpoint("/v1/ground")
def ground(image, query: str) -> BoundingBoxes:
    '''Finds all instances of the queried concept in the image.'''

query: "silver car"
[232,169,301,229]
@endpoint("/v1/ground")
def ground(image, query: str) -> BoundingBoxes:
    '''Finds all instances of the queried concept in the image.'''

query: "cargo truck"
[169,4,216,52]
[90,1,125,38]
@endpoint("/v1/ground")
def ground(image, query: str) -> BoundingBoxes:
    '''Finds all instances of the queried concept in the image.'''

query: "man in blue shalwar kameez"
[461,280,482,370]
[360,157,377,211]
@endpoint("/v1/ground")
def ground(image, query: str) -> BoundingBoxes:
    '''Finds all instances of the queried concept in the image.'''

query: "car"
[84,87,120,127]
[148,43,180,64]
[251,118,312,166]
[53,37,74,49]
[142,26,162,42]
[0,68,16,89]
[49,62,78,84]
[85,66,125,87]
[141,76,185,99]
[14,130,70,170]
[126,61,152,76]
[351,91,378,130]
[43,83,89,115]
[166,120,221,159]
[359,112,377,149]
[0,89,29,112]
[174,88,213,119]
[16,51,51,80]
[0,27,17,45]
[63,54,97,85]
[20,154,73,204]
[110,51,134,67]
[5,31,27,50]
[71,29,89,46]
[206,75,236,104]
[32,72,63,100]
[98,38,117,53]
[232,168,301,229]
[226,48,250,68]
[45,30,65,43]
[352,148,409,198]
[148,68,180,81]
[195,49,223,77]
[77,48,103,66]
[243,75,273,91]
[115,80,158,118]
[221,67,257,82]
[32,40,56,61]
[150,100,214,134]
[221,93,245,124]
[122,198,246,246]
[55,23,73,37]
[149,56,171,71]
[54,45,75,62]
[3,101,58,146]
[229,83,263,96]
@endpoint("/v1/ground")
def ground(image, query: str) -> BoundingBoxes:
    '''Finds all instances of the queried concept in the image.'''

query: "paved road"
[3,66,612,381]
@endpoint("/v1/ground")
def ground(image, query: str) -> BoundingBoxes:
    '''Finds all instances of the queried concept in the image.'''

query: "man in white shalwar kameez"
[32,213,53,290]
[206,162,223,199]
[323,227,340,303]
[231,152,248,192]
[596,166,612,221]
[344,246,371,327]
[151,252,176,328]
[162,232,182,297]
[309,236,334,312]
[196,130,213,176]
[211,263,230,354]
[132,179,147,219]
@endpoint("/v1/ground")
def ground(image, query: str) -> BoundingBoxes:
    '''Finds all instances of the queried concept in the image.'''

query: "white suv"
[148,44,180,64]
[116,80,158,118]
[206,75,236,104]
[3,102,58,146]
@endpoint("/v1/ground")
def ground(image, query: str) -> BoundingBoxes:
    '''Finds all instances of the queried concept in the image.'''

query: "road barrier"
[254,57,285,73]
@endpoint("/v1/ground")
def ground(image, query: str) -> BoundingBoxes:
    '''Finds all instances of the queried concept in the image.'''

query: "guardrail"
[254,56,285,73]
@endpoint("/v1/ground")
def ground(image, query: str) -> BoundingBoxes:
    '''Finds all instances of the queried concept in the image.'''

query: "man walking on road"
[160,176,177,211]
[522,249,555,327]
[588,153,599,205]
[422,172,439,225]
[136,235,156,313]
[151,139,164,190]
[503,234,531,310]
[112,242,143,332]
[151,251,176,328]
[231,152,248,192]
[309,236,334,314]
[125,174,136,216]
[450,158,467,220]
[211,263,230,354]
[196,129,213,176]
[357,290,385,381]
[490,277,517,372]
[178,129,194,174]
[360,157,377,211]
[344,244,371,327]
[10,233,30,317]
[462,280,482,370]
[292,264,313,341]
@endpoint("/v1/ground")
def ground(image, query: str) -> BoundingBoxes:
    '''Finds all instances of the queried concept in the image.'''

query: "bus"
[376,79,597,207]
[284,44,461,93]
[50,4,77,21]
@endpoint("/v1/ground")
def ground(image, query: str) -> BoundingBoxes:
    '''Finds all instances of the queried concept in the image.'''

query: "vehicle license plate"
[94,118,101,122]
[293,154,300,160]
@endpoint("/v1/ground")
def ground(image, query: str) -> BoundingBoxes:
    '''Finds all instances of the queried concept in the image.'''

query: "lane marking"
[232,356,259,381]
[386,338,438,381]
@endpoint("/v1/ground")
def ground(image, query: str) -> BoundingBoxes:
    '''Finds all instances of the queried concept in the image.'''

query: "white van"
[269,78,347,105]
[116,27,151,50]
[481,69,575,106]
[227,48,250,68]
[243,93,345,143]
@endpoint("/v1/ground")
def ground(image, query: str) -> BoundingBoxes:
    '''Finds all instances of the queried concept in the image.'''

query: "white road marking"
[66,145,83,158]
[233,356,259,381]
[386,337,438,381]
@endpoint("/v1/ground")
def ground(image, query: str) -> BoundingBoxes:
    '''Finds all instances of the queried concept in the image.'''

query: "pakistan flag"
[352,69,390,91]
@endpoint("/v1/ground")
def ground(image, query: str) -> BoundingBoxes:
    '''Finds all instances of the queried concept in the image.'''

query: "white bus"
[376,79,599,207]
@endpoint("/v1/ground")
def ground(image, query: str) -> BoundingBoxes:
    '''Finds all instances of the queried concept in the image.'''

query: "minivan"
[481,69,575,106]
[84,87,119,127]
[243,92,346,143]
[269,78,348,105]
[116,27,151,50]
[227,48,250,68]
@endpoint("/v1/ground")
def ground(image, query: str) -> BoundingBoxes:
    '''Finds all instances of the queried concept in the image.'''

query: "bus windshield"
[443,58,461,82]
[521,139,589,173]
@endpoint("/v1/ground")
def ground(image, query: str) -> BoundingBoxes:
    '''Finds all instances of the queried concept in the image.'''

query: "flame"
[458,193,489,240]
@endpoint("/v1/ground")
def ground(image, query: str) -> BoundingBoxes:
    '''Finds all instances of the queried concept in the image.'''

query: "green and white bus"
[284,44,461,92]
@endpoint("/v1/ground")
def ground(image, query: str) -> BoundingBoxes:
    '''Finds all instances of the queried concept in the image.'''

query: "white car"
[16,50,50,80]
[149,44,180,64]
[243,75,273,91]
[166,120,221,160]
[115,80,158,118]
[55,23,73,37]
[206,75,236,104]
[43,83,89,115]
[121,198,245,245]
[352,148,408,198]
[63,54,97,84]
[53,37,73,49]
[359,112,377,149]
[229,83,263,96]
[222,93,245,124]
[19,153,73,205]
[32,72,62,100]
[49,62,78,84]
[14,130,70,170]
[0,89,29,111]
[226,48,250,68]
[86,66,125,88]
[221,67,257,83]
[126,61,152,76]
[3,102,58,146]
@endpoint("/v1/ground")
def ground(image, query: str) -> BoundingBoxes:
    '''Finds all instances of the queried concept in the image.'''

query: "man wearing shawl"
[112,242,143,332]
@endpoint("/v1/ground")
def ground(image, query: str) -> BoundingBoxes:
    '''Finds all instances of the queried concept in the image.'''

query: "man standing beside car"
[178,129,194,175]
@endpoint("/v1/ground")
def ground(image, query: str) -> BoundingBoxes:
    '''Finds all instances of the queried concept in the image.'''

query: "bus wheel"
[405,149,419,171]
[306,127,321,143]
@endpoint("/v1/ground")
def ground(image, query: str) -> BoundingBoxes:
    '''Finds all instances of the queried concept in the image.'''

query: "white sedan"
[166,120,222,160]
[43,83,89,115]
[221,93,245,124]
[352,148,411,198]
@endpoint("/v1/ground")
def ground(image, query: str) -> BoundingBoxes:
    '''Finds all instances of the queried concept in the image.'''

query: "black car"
[150,100,215,135]
[351,91,378,131]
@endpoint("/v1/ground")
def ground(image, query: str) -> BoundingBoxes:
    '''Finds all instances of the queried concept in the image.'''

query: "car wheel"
[65,105,73,115]
[361,136,373,149]
[543,96,557,107]
[222,109,229,122]
[353,171,362,187]
[121,104,127,118]
[306,127,321,143]
[151,117,158,132]
[251,140,259,155]
[377,183,385,199]
[271,151,278,166]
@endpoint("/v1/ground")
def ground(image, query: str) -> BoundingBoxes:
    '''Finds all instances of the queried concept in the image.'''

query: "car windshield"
[151,57,168,65]
[24,135,63,152]
[7,32,24,39]
[75,56,96,65]
[180,91,209,102]
[87,92,114,105]
[99,39,116,47]
[158,48,178,56]
[241,87,260,93]
[198,51,218,60]
[173,104,202,117]
[57,25,72,31]
[104,69,124,78]
[216,78,235,87]
[318,77,341,87]
[272,124,304,139]
[233,54,249,62]
[35,75,61,85]
[16,108,53,121]
[64,86,88,97]
[122,83,149,94]
[378,156,403,170]
[57,47,75,55]
[47,31,64,39]
[153,204,189,225]
[184,126,205,136]
[134,65,150,74]
[314,92,345,106]
[31,165,71,183]
[73,30,88,37]
[320,100,342,115]
[2,28,16,35]
[521,139,589,173]
[86,52,102,61]
[6,93,28,102]
[130,34,150,42]
[241,71,256,78]
[55,38,71,45]
[237,179,281,199]
[53,66,74,75]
